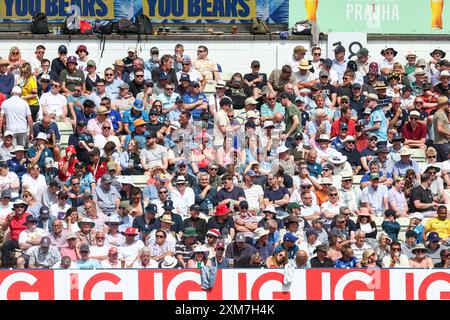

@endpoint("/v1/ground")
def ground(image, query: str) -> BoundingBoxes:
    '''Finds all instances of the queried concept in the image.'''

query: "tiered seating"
[56,121,74,149]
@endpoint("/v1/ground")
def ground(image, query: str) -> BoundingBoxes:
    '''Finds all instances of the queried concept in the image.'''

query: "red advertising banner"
[0,269,448,300]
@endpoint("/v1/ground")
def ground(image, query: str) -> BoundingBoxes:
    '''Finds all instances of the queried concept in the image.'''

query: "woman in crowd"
[265,250,289,268]
[120,138,144,175]
[187,245,211,268]
[8,46,26,80]
[22,190,42,219]
[355,208,377,246]
[64,207,80,232]
[360,249,382,268]
[374,231,392,263]
[18,62,39,120]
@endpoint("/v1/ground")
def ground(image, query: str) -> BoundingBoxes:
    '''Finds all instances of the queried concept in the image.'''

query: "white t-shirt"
[93,134,121,150]
[89,244,111,259]
[118,240,145,265]
[170,187,195,219]
[213,109,229,146]
[0,171,20,198]
[0,202,12,221]
[39,92,67,117]
[50,203,72,220]
[18,227,47,255]
[243,184,264,210]
[0,96,31,133]
[22,174,47,202]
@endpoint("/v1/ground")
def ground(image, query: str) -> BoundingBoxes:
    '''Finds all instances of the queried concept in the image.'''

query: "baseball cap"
[283,232,299,242]
[319,70,329,78]
[322,58,333,67]
[180,74,191,82]
[334,45,345,53]
[79,244,90,252]
[145,79,154,87]
[305,228,319,237]
[245,170,257,177]
[11,86,22,95]
[66,56,78,65]
[150,47,159,54]
[189,204,201,212]
[145,203,158,214]
[1,189,11,198]
[58,45,68,54]
[251,60,260,67]
[235,233,246,242]
[40,237,51,248]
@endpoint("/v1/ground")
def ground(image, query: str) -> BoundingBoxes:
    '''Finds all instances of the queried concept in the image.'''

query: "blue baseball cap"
[145,203,158,214]
[427,232,442,242]
[283,232,299,242]
[132,99,144,111]
[245,170,257,177]
[180,74,191,82]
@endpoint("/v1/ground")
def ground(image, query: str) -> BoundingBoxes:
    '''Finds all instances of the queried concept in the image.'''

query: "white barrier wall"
[0,38,448,76]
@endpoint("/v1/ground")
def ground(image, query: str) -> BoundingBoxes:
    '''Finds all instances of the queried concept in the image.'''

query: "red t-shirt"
[0,93,5,107]
[87,160,107,181]
[402,122,427,141]
[7,212,31,241]
[58,156,79,182]
[330,118,356,138]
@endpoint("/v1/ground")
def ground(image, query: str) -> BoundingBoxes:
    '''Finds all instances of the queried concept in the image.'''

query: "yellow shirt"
[22,76,38,106]
[425,218,450,239]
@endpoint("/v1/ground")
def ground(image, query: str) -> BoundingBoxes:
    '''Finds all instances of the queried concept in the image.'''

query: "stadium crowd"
[0,42,448,270]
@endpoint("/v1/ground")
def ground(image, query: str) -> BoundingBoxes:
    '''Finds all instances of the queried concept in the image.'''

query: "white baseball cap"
[11,86,22,95]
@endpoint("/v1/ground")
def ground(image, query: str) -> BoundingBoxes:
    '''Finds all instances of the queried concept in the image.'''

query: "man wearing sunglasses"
[382,241,409,268]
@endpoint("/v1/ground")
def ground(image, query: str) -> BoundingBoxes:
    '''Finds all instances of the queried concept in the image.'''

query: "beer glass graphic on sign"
[305,0,318,22]
[430,0,444,29]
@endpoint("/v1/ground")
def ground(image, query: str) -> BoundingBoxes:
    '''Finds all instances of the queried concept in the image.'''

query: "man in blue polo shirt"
[182,81,208,121]
[122,99,149,134]
[274,233,299,261]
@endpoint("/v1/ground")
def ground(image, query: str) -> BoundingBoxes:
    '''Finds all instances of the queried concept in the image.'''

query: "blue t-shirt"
[108,109,122,132]
[182,92,208,120]
[369,107,388,142]
[122,109,150,132]
[26,146,53,170]
[335,256,360,268]
[76,259,101,269]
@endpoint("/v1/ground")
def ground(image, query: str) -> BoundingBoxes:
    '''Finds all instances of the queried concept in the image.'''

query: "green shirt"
[404,64,416,76]
[60,69,85,92]
[284,103,302,137]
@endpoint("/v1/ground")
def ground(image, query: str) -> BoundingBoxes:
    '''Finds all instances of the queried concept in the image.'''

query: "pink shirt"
[60,247,78,261]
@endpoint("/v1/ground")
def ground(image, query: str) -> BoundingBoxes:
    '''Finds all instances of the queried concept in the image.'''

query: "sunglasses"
[216,248,225,251]
[159,191,168,194]
[102,127,111,129]
[415,101,423,104]
[267,98,276,101]
[156,235,164,238]
[51,84,60,88]
[313,53,321,56]
[165,88,174,91]
[105,73,114,76]
[182,62,190,65]
[96,237,105,240]
[72,182,80,185]
[15,205,26,208]
[135,74,144,78]
[428,156,436,159]
[392,248,401,251]
[410,117,419,120]
[329,193,338,197]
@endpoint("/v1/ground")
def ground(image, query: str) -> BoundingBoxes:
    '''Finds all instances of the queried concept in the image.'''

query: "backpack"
[92,19,114,34]
[63,13,81,35]
[292,20,312,35]
[136,14,153,38]
[250,17,269,35]
[31,12,49,34]
[80,20,93,35]
[116,18,138,34]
